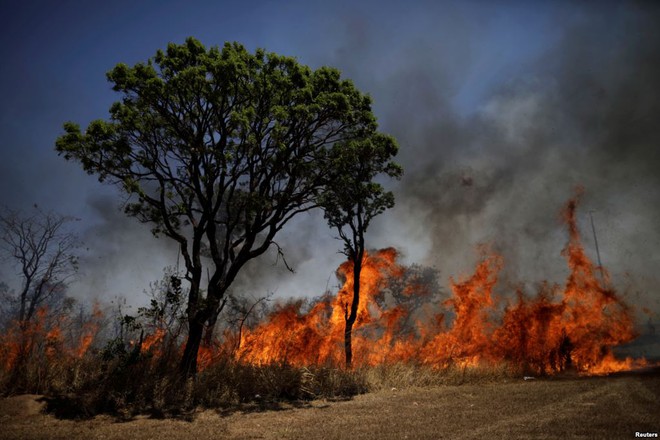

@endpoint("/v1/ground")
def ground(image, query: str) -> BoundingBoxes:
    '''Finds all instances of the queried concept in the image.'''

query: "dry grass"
[2,369,658,440]
[1,355,371,419]
[362,362,521,390]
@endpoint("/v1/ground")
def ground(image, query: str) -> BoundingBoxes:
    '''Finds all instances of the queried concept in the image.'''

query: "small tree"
[0,206,79,324]
[379,263,442,338]
[56,38,397,376]
[321,137,402,367]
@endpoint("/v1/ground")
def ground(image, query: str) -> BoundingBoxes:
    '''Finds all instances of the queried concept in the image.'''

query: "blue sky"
[1,1,659,317]
[1,0,560,212]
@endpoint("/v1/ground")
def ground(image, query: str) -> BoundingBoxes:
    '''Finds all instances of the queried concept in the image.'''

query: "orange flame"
[75,304,103,358]
[141,328,166,352]
[0,191,647,378]
[221,190,649,375]
[0,304,104,376]
[234,249,405,366]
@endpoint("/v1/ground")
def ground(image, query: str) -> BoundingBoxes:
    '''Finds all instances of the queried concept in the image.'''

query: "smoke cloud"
[315,1,660,319]
[1,1,658,323]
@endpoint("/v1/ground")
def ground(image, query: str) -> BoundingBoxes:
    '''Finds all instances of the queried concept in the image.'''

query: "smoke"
[227,211,344,302]
[2,0,658,326]
[205,1,660,323]
[72,193,180,308]
[311,1,660,319]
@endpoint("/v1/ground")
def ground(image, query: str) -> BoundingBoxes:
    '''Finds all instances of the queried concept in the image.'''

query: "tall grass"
[1,331,371,418]
[2,339,521,420]
[1,311,521,419]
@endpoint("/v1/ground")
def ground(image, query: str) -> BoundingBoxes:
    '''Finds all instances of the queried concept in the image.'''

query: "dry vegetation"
[1,369,658,440]
[1,195,657,438]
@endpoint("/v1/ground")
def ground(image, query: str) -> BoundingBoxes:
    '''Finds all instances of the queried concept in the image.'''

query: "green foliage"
[55,37,378,243]
[136,273,186,332]
[320,134,402,259]
[55,37,399,375]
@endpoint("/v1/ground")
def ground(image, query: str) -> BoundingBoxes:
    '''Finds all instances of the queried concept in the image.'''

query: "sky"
[1,0,659,322]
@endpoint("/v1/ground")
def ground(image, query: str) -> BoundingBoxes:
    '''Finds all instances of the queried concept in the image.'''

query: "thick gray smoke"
[1,1,657,327]
[85,2,660,321]
[312,1,660,320]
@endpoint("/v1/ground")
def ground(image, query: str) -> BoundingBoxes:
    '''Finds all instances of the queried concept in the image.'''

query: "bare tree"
[0,206,79,323]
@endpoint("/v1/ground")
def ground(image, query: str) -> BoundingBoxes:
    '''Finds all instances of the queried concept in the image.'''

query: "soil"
[2,371,659,440]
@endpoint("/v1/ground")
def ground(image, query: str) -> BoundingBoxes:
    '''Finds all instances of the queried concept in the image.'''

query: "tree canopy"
[320,135,402,367]
[56,37,400,375]
[321,136,402,260]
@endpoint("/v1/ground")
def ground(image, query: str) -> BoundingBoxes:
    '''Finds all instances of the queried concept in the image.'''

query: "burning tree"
[231,190,646,376]
[56,38,400,376]
[320,138,402,367]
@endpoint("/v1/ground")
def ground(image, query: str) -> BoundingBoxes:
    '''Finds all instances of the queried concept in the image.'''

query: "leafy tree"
[56,37,398,376]
[138,267,188,340]
[320,137,402,367]
[0,206,79,324]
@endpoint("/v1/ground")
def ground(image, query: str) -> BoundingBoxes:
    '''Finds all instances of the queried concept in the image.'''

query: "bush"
[30,352,371,419]
[2,307,522,420]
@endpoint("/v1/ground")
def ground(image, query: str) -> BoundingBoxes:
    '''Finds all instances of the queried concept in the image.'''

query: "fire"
[75,304,103,358]
[234,249,403,366]
[141,328,166,352]
[0,304,104,377]
[586,352,647,376]
[224,190,649,375]
[0,190,648,379]
[420,252,502,368]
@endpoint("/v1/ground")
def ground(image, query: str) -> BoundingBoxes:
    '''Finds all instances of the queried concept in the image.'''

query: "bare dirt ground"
[2,371,658,440]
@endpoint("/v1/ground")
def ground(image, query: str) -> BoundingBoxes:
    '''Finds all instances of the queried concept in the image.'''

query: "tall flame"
[0,191,647,377]
[223,190,649,375]
[0,304,104,375]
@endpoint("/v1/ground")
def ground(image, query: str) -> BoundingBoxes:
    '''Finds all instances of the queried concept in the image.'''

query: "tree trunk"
[180,283,225,377]
[344,319,355,368]
[344,257,362,369]
[19,289,28,323]
[203,315,217,347]
[203,297,226,346]
[180,318,204,377]
[180,265,205,378]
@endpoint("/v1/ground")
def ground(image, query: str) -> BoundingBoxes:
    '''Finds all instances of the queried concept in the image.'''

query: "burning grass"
[0,190,654,418]
[229,189,649,376]
[0,305,103,395]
